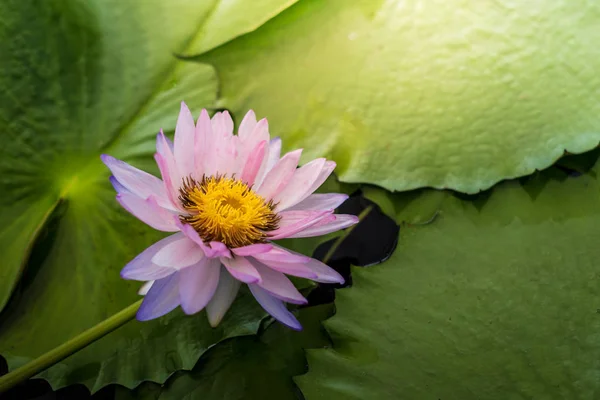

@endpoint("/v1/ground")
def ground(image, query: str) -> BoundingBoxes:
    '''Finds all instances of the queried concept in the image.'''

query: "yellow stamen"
[179,176,280,248]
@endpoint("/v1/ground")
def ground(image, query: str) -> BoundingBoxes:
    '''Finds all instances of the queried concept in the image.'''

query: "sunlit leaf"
[197,0,600,193]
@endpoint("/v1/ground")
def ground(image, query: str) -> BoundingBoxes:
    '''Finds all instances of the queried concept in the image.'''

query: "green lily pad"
[0,0,300,392]
[196,0,600,193]
[297,160,600,399]
[362,186,447,225]
[114,304,333,400]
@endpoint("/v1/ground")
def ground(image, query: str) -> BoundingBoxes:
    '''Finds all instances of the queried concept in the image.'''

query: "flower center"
[178,176,280,248]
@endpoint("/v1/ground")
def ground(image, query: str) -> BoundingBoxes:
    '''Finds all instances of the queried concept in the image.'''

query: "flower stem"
[0,299,142,394]
[322,205,374,264]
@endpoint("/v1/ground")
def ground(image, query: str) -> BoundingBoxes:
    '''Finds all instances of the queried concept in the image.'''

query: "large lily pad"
[297,162,600,398]
[0,0,298,392]
[113,304,333,400]
[197,0,600,193]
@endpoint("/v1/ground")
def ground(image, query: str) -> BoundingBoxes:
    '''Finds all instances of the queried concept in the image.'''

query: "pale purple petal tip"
[252,261,307,305]
[305,258,345,284]
[116,193,179,232]
[120,234,182,281]
[137,273,180,321]
[249,284,302,331]
[100,153,113,165]
[121,263,175,281]
[156,130,174,153]
[109,176,129,194]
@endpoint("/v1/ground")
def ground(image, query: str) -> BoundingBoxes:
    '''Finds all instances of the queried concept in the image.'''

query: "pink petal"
[174,102,196,177]
[238,110,257,139]
[231,243,273,257]
[305,160,336,196]
[179,257,221,314]
[240,140,267,186]
[117,193,179,232]
[237,119,269,180]
[194,109,212,178]
[287,193,349,211]
[255,149,302,201]
[252,247,318,280]
[253,245,311,264]
[221,111,235,136]
[177,221,232,258]
[254,136,282,189]
[265,247,345,284]
[101,155,170,208]
[256,260,318,280]
[246,118,269,144]
[206,266,241,327]
[266,137,282,172]
[155,131,182,209]
[252,261,307,305]
[156,133,174,153]
[203,122,237,177]
[151,235,204,268]
[137,273,180,321]
[273,158,327,211]
[301,257,345,284]
[222,256,261,283]
[288,214,359,238]
[121,233,183,281]
[268,210,332,240]
[248,284,301,331]
[220,135,240,177]
[211,111,234,137]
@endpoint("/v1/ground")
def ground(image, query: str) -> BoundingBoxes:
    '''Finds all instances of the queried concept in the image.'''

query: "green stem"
[0,299,142,394]
[322,205,374,264]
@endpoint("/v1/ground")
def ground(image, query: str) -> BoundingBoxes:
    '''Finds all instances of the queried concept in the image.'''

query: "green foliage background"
[1,0,600,399]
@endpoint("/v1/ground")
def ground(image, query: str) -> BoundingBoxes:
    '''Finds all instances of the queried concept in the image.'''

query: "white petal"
[138,281,154,295]
[206,267,241,327]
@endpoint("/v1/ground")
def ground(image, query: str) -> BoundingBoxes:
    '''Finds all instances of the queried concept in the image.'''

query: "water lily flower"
[102,102,358,330]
